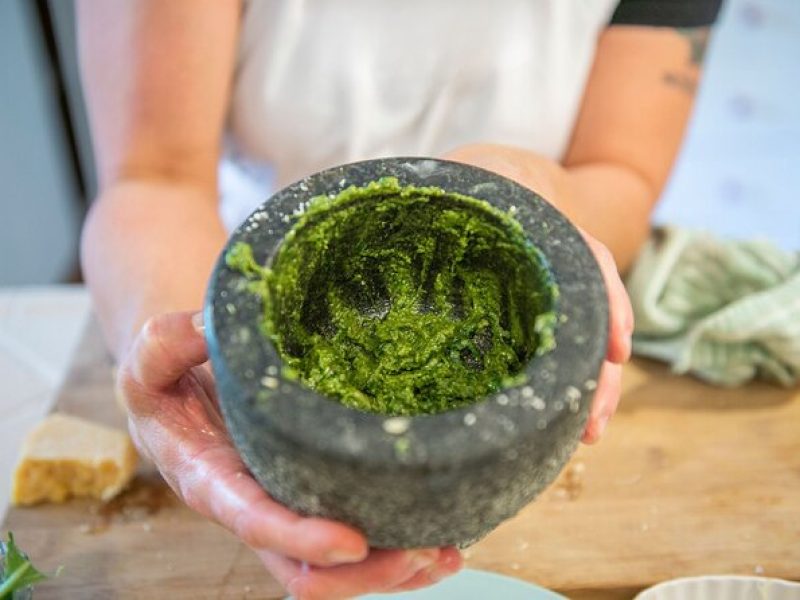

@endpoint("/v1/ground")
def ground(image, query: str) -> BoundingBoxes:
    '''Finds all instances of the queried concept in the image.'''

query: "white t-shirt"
[220,0,618,230]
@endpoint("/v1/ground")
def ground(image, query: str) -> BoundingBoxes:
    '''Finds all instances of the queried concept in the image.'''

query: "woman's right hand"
[117,311,462,599]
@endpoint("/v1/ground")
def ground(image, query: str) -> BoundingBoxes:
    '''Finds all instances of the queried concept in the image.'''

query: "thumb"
[127,311,209,391]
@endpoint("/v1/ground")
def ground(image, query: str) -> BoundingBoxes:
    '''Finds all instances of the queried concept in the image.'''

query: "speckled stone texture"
[204,158,608,548]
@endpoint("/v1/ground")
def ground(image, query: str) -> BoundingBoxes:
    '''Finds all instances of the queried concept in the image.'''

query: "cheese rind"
[11,413,138,505]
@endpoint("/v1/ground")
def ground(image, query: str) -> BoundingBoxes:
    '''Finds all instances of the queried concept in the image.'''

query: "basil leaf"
[0,532,47,599]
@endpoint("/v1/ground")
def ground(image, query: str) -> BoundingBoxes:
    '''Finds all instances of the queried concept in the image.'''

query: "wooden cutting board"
[4,319,799,599]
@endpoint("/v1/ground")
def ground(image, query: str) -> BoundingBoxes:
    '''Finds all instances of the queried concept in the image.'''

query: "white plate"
[635,575,800,600]
[358,568,566,599]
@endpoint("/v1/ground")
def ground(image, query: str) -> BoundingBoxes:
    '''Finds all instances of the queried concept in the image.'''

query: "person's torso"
[221,0,617,229]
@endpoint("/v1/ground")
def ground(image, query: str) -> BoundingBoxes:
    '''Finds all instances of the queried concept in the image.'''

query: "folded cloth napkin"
[625,226,800,386]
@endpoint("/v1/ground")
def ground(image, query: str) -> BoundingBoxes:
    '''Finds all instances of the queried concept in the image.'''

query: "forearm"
[81,179,227,359]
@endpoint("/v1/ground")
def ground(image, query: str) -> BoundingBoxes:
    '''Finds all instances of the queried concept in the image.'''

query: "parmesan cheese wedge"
[11,413,138,505]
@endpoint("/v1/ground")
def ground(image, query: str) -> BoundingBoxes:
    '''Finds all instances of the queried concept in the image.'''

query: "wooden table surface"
[4,320,799,599]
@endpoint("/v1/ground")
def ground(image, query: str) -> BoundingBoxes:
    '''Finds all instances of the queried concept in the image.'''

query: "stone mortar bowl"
[204,157,608,548]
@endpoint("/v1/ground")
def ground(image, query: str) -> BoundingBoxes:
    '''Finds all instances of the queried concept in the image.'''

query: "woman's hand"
[444,145,634,443]
[117,311,462,599]
[574,232,633,443]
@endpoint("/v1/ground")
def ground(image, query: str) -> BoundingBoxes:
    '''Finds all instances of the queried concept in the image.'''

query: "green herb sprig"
[0,532,51,599]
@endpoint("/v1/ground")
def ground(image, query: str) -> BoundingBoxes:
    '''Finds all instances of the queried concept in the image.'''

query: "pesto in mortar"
[228,177,558,415]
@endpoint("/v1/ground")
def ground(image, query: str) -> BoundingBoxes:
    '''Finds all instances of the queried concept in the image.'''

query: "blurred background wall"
[654,0,800,251]
[0,0,798,286]
[0,0,89,285]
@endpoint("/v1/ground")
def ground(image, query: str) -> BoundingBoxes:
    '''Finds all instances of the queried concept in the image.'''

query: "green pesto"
[227,177,559,416]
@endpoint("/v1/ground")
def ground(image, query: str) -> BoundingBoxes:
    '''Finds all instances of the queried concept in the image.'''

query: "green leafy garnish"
[0,532,48,599]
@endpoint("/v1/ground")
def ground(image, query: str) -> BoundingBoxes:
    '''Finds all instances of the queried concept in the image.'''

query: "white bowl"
[635,575,800,600]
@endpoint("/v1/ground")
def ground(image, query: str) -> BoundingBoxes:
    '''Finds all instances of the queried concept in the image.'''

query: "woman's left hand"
[444,145,634,443]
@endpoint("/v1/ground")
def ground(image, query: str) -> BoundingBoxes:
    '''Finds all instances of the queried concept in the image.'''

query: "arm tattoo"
[676,27,710,66]
[663,72,696,94]
[663,27,710,94]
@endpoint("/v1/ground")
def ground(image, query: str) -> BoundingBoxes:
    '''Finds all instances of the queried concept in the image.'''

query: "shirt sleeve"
[610,0,724,27]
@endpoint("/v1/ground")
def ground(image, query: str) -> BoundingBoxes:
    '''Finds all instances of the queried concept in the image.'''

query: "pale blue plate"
[359,569,567,599]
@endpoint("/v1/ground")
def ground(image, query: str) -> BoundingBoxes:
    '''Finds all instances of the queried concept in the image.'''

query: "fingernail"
[326,549,365,564]
[409,549,439,571]
[191,311,205,333]
[623,333,633,362]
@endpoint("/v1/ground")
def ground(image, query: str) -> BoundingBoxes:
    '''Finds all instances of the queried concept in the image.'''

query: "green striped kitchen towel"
[626,226,800,386]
